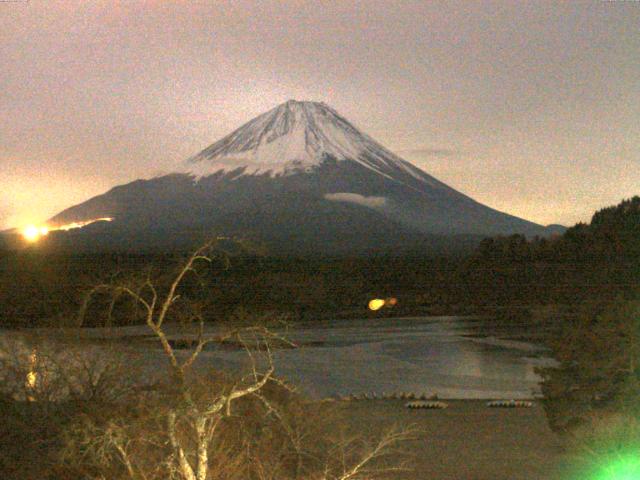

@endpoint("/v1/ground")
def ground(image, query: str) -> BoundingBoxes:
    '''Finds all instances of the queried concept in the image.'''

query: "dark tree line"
[1,196,638,329]
[538,297,640,433]
[475,196,640,264]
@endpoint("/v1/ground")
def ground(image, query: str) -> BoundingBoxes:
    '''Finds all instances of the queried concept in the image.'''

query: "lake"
[190,316,554,400]
[1,316,554,401]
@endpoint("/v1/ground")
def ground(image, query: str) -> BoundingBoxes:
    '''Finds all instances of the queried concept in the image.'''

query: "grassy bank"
[335,398,567,479]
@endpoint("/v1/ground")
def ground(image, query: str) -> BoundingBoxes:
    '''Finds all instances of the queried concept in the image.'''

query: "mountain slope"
[46,100,552,253]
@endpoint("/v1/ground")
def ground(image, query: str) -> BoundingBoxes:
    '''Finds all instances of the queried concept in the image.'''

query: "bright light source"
[20,217,113,243]
[592,455,640,480]
[26,348,38,400]
[22,225,41,242]
[368,299,386,311]
[56,217,113,231]
[26,371,37,389]
[22,224,50,242]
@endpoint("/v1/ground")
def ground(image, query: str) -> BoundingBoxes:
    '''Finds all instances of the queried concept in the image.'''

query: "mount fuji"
[43,100,554,253]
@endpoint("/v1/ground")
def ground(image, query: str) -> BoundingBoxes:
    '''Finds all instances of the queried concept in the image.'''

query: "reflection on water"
[3,317,554,400]
[198,317,554,400]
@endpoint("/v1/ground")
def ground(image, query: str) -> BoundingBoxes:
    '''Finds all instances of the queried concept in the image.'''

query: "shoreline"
[334,398,567,479]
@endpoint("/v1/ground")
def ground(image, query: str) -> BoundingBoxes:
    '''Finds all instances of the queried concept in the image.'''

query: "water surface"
[196,316,553,399]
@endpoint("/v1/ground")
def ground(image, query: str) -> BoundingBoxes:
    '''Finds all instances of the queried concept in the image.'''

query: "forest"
[1,197,638,331]
[1,196,639,479]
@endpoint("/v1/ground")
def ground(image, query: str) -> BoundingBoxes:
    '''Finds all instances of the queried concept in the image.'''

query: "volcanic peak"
[186,100,417,180]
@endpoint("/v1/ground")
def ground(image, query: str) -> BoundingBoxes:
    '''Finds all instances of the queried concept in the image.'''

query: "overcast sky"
[1,0,638,229]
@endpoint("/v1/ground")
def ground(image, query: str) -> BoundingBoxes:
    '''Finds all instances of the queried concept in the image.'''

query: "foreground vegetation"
[0,196,638,478]
[0,244,414,480]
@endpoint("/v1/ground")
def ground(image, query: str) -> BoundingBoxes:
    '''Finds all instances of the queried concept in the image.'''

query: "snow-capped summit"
[42,100,558,254]
[187,100,428,183]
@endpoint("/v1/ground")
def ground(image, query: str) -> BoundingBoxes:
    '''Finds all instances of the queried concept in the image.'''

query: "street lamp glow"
[22,225,41,242]
[368,299,385,311]
[20,217,112,242]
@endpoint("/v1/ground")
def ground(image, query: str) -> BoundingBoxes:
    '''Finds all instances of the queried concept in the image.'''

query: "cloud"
[397,148,461,158]
[324,192,387,209]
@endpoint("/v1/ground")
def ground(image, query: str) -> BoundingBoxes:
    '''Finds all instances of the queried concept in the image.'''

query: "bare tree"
[59,240,417,480]
[0,330,139,405]
[75,241,280,480]
[0,329,144,480]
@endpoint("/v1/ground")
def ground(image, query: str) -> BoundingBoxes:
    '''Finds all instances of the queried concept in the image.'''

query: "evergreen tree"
[538,297,640,433]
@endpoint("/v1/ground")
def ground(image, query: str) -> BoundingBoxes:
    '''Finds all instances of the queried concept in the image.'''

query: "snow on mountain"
[186,99,439,187]
[39,99,556,253]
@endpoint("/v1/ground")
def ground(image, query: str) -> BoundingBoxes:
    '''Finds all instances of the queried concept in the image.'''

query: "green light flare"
[590,454,640,480]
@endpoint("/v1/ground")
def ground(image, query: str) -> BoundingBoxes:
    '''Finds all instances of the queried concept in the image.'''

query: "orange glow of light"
[22,225,47,242]
[386,297,398,306]
[21,217,113,242]
[56,217,113,231]
[26,349,37,392]
[368,299,386,311]
[26,371,37,389]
